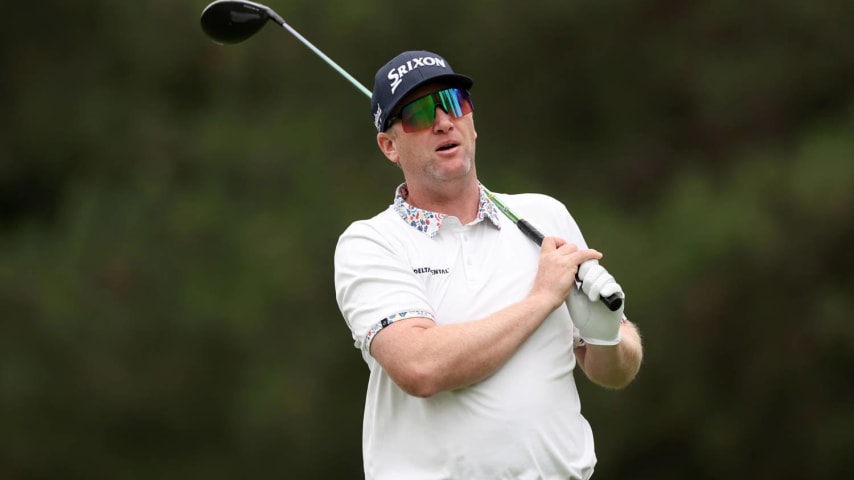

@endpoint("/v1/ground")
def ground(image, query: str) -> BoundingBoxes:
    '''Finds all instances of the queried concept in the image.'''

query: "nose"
[433,106,454,131]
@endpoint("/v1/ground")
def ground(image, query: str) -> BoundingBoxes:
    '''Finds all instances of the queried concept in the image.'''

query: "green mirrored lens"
[401,95,437,132]
[398,88,473,133]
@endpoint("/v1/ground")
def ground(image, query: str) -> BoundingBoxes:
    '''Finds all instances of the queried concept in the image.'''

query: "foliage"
[2,0,853,477]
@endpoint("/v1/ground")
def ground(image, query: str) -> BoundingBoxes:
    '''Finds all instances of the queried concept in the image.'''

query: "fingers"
[572,247,602,265]
[533,239,607,309]
[540,238,602,277]
[539,236,574,252]
[540,238,601,264]
[539,236,559,253]
[598,280,623,298]
[533,238,580,307]
[577,258,595,279]
[541,239,625,305]
[586,267,616,301]
[578,261,624,301]
[551,236,568,249]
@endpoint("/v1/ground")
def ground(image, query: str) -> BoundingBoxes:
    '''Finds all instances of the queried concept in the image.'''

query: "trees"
[1,0,852,477]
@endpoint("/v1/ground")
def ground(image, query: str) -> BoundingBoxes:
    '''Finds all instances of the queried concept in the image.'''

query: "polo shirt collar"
[393,182,503,238]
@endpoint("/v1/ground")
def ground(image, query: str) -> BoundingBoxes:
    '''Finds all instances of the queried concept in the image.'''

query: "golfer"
[334,50,643,480]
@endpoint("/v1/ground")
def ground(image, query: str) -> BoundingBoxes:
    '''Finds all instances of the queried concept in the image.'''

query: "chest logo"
[413,266,451,276]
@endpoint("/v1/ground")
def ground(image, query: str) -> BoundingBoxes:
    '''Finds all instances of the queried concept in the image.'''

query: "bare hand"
[530,237,603,310]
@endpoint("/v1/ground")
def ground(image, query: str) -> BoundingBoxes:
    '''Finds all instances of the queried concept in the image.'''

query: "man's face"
[376,83,478,190]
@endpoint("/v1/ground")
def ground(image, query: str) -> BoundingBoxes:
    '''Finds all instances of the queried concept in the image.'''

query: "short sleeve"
[334,221,435,362]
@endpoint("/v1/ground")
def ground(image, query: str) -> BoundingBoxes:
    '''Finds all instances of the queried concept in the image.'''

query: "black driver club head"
[200,0,274,45]
[199,0,372,97]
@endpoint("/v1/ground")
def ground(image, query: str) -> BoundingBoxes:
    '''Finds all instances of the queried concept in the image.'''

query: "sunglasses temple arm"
[483,186,623,312]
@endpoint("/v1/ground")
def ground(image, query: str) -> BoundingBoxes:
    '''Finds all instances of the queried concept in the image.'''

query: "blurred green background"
[2,0,853,478]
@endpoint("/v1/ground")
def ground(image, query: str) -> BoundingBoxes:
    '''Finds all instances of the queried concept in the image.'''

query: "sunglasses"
[388,88,474,133]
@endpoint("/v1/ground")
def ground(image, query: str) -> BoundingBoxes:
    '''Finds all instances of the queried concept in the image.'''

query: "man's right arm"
[370,237,602,397]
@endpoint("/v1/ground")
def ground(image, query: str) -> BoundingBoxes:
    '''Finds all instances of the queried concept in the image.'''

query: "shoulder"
[499,192,568,212]
[494,190,585,244]
[338,207,398,240]
[335,207,417,262]
[492,192,572,221]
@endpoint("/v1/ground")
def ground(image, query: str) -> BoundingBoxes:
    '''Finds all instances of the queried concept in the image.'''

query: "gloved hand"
[567,260,625,345]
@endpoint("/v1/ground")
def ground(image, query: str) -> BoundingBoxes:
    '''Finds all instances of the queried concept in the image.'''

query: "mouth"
[436,141,459,152]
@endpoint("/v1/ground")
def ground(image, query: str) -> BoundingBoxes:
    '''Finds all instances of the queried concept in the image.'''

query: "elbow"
[589,362,642,390]
[581,352,642,390]
[389,362,444,398]
[581,331,644,390]
[596,372,638,390]
[402,384,441,399]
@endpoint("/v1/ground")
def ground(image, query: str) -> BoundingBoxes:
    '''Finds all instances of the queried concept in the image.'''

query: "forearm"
[372,292,557,397]
[576,321,643,389]
[370,238,601,397]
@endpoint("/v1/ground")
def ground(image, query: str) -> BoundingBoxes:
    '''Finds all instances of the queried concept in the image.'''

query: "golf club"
[201,0,371,97]
[199,0,623,312]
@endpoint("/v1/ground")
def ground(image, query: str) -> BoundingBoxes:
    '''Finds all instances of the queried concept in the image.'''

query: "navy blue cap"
[371,50,474,132]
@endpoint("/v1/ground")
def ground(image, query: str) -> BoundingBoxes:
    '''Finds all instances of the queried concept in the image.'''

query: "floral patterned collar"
[393,183,502,238]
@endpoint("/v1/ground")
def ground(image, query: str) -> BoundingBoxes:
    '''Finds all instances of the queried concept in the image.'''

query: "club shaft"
[483,186,623,312]
[258,9,621,312]
[272,19,372,98]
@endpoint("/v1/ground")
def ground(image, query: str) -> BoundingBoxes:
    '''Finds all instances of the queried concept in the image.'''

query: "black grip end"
[516,220,545,246]
[602,293,623,312]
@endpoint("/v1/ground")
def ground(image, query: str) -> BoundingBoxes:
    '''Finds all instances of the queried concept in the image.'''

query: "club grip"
[517,219,545,246]
[516,220,622,311]
[601,292,623,312]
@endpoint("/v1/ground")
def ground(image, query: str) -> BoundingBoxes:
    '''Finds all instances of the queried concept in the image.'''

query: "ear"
[377,132,399,165]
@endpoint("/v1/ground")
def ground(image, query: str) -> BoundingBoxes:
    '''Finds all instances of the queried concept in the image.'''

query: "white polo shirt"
[334,183,597,480]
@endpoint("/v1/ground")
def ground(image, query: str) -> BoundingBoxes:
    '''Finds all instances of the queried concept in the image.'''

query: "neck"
[405,177,481,224]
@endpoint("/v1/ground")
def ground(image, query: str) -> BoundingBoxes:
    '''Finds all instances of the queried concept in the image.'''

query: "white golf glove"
[567,260,625,346]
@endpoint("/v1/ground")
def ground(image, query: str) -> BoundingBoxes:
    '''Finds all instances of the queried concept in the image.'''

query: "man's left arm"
[567,260,643,389]
[575,320,643,389]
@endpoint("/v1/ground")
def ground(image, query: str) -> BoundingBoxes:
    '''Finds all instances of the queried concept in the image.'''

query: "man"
[334,50,643,480]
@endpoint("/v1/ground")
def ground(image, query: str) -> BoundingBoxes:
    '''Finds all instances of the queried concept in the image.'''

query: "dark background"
[2,0,853,478]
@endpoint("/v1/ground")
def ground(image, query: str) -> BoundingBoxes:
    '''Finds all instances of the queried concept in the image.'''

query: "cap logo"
[387,56,447,94]
[373,105,383,131]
